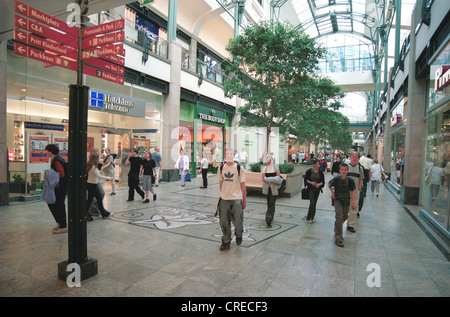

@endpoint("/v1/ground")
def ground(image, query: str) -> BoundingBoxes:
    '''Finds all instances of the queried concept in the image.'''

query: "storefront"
[6,50,162,197]
[389,97,407,186]
[420,41,450,238]
[179,95,231,176]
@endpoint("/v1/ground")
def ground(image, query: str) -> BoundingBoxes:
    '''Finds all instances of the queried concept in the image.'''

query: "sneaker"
[110,192,116,196]
[236,237,242,245]
[143,199,150,203]
[52,223,60,231]
[53,227,68,234]
[153,194,157,201]
[347,226,356,233]
[220,242,230,251]
[267,222,272,228]
[335,240,344,247]
[101,211,111,218]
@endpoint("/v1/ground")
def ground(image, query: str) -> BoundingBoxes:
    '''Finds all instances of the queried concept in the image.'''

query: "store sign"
[198,113,226,124]
[390,114,402,127]
[89,90,145,118]
[435,65,450,92]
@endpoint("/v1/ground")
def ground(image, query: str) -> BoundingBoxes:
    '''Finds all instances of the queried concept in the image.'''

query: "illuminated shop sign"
[198,112,226,124]
[89,89,145,118]
[435,65,450,92]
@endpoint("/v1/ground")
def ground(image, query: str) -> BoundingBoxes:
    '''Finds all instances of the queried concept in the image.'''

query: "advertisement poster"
[29,135,49,164]
[54,136,69,162]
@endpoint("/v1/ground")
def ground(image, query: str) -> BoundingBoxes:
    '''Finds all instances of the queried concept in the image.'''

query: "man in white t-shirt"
[239,147,248,169]
[217,148,247,250]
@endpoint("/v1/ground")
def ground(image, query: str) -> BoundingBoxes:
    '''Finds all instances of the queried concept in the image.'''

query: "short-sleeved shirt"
[217,163,246,200]
[128,156,142,174]
[141,158,156,176]
[328,176,356,207]
[103,155,115,173]
[152,152,162,167]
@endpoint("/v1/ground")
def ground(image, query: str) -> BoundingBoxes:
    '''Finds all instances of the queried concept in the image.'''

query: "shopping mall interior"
[0,0,448,300]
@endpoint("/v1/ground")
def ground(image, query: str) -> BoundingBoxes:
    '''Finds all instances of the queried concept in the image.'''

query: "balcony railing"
[181,52,231,86]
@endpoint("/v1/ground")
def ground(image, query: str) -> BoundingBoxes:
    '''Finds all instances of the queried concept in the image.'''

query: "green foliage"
[278,164,294,174]
[249,162,262,172]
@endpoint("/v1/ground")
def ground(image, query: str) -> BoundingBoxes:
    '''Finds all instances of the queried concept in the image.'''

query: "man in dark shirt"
[328,163,356,247]
[125,148,145,201]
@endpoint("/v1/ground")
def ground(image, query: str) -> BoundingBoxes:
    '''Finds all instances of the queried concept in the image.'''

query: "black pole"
[58,3,97,282]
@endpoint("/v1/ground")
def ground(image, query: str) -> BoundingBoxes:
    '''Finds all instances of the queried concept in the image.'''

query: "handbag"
[184,172,191,182]
[301,188,309,200]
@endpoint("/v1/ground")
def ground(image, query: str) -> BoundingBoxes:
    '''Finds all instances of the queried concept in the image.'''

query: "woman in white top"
[370,158,384,197]
[87,153,112,220]
[200,151,209,189]
[174,149,189,187]
[100,148,116,195]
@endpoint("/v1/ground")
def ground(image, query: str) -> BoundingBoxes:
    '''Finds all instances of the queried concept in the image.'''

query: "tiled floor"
[0,173,449,297]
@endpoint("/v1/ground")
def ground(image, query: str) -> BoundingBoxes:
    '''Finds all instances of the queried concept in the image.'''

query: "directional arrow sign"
[14,42,77,71]
[82,43,125,60]
[82,19,125,38]
[14,29,78,60]
[85,58,124,76]
[15,14,78,49]
[82,31,124,49]
[102,54,125,66]
[14,0,78,37]
[83,64,124,85]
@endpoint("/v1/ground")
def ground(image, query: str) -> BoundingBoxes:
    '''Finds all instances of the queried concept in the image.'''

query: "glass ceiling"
[291,0,383,43]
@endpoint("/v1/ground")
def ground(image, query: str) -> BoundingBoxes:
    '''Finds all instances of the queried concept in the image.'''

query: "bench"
[245,172,287,194]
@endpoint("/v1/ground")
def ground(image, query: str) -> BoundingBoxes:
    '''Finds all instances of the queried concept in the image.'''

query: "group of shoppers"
[43,144,163,233]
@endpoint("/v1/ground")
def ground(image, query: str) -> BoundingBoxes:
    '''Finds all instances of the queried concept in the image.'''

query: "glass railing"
[181,51,231,86]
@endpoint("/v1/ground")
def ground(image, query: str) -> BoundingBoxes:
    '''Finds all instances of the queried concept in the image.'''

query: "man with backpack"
[217,148,247,251]
[44,144,68,234]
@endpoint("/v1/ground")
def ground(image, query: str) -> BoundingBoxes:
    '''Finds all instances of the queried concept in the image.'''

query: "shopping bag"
[184,172,191,182]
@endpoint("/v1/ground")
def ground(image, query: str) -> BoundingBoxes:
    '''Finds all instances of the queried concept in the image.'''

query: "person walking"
[331,156,341,176]
[44,144,68,234]
[100,148,116,195]
[428,161,445,201]
[125,148,145,201]
[86,153,112,220]
[346,151,364,233]
[174,149,189,187]
[358,152,371,213]
[152,147,162,186]
[140,151,157,203]
[328,163,356,247]
[262,154,282,228]
[217,148,247,251]
[370,158,384,197]
[304,159,325,224]
[200,151,209,188]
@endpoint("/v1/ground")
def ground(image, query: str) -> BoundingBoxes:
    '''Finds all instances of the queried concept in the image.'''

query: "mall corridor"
[0,173,449,297]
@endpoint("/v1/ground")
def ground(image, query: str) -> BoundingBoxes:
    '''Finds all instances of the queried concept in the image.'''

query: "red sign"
[82,31,124,49]
[14,42,77,71]
[15,15,78,48]
[14,29,78,60]
[14,0,78,37]
[85,58,124,76]
[102,54,125,66]
[82,43,125,60]
[82,19,125,38]
[83,64,124,85]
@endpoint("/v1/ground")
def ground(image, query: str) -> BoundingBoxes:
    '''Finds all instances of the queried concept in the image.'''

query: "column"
[401,6,425,205]
[0,41,8,206]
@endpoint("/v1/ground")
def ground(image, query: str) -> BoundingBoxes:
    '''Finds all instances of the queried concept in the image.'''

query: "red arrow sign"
[15,14,78,49]
[14,29,78,60]
[82,19,125,38]
[14,0,78,38]
[82,43,125,60]
[102,54,125,66]
[14,42,77,71]
[83,64,124,85]
[82,31,124,49]
[85,58,124,76]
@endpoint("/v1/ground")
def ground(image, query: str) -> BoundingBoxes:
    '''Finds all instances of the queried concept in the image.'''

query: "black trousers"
[201,168,208,188]
[48,183,67,228]
[306,188,320,220]
[128,173,144,200]
[86,183,108,216]
[265,188,277,224]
